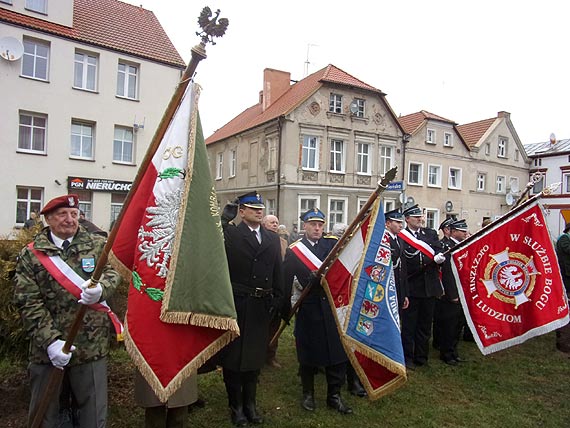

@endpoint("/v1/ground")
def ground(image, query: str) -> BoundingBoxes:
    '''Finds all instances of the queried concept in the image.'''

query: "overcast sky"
[126,0,570,145]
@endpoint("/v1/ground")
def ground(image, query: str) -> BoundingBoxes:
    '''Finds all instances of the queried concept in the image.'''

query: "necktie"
[253,230,261,244]
[62,240,70,250]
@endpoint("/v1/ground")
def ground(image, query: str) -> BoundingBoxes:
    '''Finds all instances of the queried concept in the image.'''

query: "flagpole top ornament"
[195,7,229,47]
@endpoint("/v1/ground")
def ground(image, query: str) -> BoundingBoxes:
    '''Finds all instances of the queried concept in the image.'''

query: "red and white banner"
[451,201,569,354]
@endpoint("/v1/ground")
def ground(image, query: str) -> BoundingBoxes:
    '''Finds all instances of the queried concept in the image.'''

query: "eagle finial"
[196,6,229,46]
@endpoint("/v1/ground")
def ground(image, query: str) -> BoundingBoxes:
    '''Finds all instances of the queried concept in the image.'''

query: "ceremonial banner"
[322,199,406,399]
[451,200,569,355]
[110,83,238,401]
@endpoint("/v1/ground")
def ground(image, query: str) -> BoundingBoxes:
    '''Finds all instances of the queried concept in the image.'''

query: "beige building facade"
[0,0,185,236]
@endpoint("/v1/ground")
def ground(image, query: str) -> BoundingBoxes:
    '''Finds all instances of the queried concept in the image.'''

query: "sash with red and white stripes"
[28,243,124,340]
[399,229,436,260]
[290,241,323,271]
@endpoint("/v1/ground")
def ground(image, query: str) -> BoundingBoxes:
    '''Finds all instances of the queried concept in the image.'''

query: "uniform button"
[254,258,258,262]
[253,275,257,279]
[265,278,268,282]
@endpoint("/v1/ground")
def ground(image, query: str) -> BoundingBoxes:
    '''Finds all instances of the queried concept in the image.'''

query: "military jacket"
[403,227,444,298]
[14,226,120,365]
[440,236,460,301]
[389,233,409,308]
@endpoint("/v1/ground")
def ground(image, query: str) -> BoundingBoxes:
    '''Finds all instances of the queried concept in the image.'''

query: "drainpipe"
[401,133,411,201]
[276,116,283,218]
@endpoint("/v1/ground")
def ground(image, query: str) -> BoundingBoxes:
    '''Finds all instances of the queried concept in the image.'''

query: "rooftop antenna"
[304,43,318,77]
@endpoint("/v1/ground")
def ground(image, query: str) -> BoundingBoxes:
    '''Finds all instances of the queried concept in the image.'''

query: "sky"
[126,0,570,145]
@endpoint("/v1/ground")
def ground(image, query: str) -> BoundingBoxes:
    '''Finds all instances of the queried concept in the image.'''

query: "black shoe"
[414,359,428,367]
[244,405,263,425]
[326,394,353,415]
[230,407,248,427]
[405,359,416,371]
[454,356,468,363]
[301,393,315,411]
[347,379,367,397]
[442,358,458,366]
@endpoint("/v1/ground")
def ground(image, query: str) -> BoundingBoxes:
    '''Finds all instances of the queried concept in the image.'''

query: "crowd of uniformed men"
[14,189,569,428]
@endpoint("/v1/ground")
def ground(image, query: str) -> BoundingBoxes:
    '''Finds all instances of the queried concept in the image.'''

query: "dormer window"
[426,129,436,144]
[498,137,508,158]
[329,93,342,114]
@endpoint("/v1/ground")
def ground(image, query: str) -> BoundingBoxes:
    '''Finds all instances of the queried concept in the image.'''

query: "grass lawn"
[2,329,569,427]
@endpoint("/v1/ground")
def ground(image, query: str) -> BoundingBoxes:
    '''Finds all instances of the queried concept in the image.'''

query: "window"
[328,198,347,227]
[25,0,46,13]
[74,51,98,91]
[515,149,520,161]
[329,93,342,113]
[424,209,439,230]
[563,173,570,194]
[426,129,436,144]
[75,190,92,220]
[496,175,506,193]
[408,162,423,185]
[16,187,43,224]
[70,121,94,159]
[215,153,223,179]
[302,135,319,170]
[267,138,276,171]
[379,145,393,175]
[354,98,365,118]
[330,139,345,172]
[18,112,47,153]
[22,38,49,80]
[117,61,138,99]
[477,173,486,192]
[266,199,276,215]
[113,126,134,164]
[356,143,371,175]
[110,193,126,226]
[299,196,319,224]
[498,137,507,158]
[534,158,542,167]
[448,168,462,189]
[532,176,544,194]
[384,199,395,213]
[444,132,453,147]
[509,177,519,193]
[229,149,236,178]
[485,143,491,155]
[428,164,441,187]
[1,0,14,4]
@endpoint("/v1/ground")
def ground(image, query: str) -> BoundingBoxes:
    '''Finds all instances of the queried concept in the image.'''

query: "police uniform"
[283,208,352,414]
[385,209,409,313]
[220,191,284,426]
[432,217,454,350]
[400,205,443,367]
[14,194,120,428]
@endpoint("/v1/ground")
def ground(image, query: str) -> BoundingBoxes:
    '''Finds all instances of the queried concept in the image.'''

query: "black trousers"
[434,299,462,362]
[401,296,436,364]
[299,363,346,396]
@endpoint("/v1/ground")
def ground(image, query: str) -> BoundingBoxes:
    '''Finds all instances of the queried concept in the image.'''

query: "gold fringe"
[108,251,133,283]
[159,311,240,334]
[123,314,238,403]
[344,335,407,377]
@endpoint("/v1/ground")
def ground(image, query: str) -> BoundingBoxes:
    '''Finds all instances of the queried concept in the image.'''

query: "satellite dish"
[349,100,359,115]
[510,180,519,193]
[445,200,454,212]
[399,192,407,204]
[549,133,556,145]
[406,196,415,207]
[0,37,24,61]
[505,193,515,206]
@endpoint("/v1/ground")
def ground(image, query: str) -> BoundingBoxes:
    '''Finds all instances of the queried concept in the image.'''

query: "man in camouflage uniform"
[14,194,121,428]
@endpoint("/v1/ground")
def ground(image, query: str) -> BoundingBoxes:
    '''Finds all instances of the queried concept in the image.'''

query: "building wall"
[1,0,73,27]
[0,21,183,235]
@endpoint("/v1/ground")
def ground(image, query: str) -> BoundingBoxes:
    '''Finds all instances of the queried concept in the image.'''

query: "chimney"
[497,111,510,120]
[262,68,291,111]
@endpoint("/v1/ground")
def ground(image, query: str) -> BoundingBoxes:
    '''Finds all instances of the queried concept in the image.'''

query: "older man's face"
[262,215,279,232]
[45,207,79,240]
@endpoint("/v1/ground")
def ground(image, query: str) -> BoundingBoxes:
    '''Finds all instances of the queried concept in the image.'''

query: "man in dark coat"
[437,219,469,365]
[432,217,454,350]
[385,209,409,314]
[400,204,445,369]
[220,191,284,426]
[555,222,570,353]
[283,208,352,415]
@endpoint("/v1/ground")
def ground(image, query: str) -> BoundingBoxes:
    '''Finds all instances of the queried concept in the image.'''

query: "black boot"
[225,383,247,427]
[326,386,353,415]
[346,365,367,397]
[243,380,263,424]
[300,365,316,411]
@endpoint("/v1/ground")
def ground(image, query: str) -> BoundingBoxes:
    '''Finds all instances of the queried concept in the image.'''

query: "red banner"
[451,201,569,354]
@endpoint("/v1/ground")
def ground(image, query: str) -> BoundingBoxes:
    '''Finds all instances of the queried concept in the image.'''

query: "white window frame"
[302,135,319,170]
[117,61,139,99]
[110,193,126,226]
[357,197,368,211]
[330,139,345,173]
[515,149,520,161]
[477,173,486,192]
[215,153,223,180]
[562,172,570,194]
[22,37,49,81]
[70,121,94,160]
[426,128,436,144]
[75,190,93,220]
[268,138,277,171]
[329,93,342,114]
[379,145,394,175]
[229,149,237,178]
[356,142,371,175]
[113,126,134,164]
[498,137,507,158]
[485,143,491,155]
[266,198,276,215]
[427,164,442,188]
[444,132,453,147]
[384,199,396,213]
[18,111,47,154]
[354,98,365,118]
[448,167,462,190]
[26,0,46,13]
[424,208,439,230]
[328,196,348,228]
[298,195,320,224]
[408,162,424,186]
[74,50,98,91]
[16,186,43,225]
[496,175,506,193]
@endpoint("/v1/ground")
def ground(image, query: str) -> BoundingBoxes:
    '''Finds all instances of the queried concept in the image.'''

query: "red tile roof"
[456,117,497,148]
[206,64,386,144]
[398,110,456,135]
[0,0,185,67]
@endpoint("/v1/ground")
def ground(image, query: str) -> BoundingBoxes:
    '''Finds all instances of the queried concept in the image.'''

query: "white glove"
[78,279,102,305]
[434,253,446,264]
[47,339,75,369]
